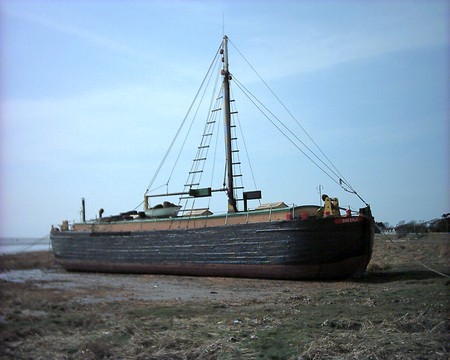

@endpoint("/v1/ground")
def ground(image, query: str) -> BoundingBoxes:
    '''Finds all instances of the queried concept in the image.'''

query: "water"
[0,237,52,254]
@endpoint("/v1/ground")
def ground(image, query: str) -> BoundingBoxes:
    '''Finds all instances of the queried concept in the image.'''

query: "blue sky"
[1,0,448,237]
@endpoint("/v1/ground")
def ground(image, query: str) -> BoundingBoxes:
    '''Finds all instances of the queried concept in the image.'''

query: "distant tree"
[428,215,449,232]
[395,220,407,237]
[413,221,428,234]
[375,222,384,233]
[443,213,450,233]
[375,222,392,233]
[384,216,448,236]
[395,220,427,236]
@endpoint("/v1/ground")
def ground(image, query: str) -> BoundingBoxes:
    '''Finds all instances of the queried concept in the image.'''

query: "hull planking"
[51,208,374,280]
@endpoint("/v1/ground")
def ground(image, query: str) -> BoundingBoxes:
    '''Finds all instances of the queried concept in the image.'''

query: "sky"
[0,0,448,237]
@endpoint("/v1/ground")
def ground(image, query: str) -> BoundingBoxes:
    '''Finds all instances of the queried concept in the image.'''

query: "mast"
[222,35,238,212]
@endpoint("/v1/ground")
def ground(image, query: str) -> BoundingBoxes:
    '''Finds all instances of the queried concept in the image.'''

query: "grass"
[0,233,448,359]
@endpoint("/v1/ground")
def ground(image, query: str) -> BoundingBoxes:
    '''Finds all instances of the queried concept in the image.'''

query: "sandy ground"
[0,268,317,304]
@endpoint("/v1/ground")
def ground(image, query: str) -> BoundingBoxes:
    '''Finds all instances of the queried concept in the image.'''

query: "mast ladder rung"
[231,149,239,153]
[230,111,238,114]
[203,133,213,137]
[234,186,244,190]
[206,120,216,124]
[189,170,203,174]
[211,108,221,112]
[231,137,237,140]
[198,145,209,149]
[184,183,199,187]
[232,162,241,165]
[233,174,243,178]
[193,158,207,162]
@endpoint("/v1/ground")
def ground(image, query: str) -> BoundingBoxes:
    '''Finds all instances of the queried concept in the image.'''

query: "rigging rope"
[229,39,350,184]
[179,62,223,213]
[228,38,369,205]
[145,44,222,195]
[232,77,343,188]
[387,238,450,279]
[11,234,51,254]
[169,59,222,190]
[229,85,259,195]
[144,36,370,208]
[208,98,222,211]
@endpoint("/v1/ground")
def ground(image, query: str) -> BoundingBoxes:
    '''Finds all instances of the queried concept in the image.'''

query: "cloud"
[1,6,150,62]
[230,2,448,81]
[2,87,175,162]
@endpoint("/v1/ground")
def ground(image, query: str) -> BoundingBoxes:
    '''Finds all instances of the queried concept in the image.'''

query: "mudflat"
[0,233,448,359]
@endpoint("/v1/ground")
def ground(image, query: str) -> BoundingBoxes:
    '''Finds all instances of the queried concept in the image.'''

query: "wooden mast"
[222,35,238,212]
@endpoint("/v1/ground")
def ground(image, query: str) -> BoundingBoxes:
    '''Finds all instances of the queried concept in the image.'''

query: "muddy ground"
[0,233,448,359]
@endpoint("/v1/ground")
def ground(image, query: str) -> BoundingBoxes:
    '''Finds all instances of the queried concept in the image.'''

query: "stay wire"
[388,238,450,279]
[228,38,350,186]
[13,234,50,254]
[232,77,342,187]
[170,57,222,190]
[229,38,367,204]
[235,77,368,206]
[208,83,224,191]
[145,43,223,195]
[229,84,259,193]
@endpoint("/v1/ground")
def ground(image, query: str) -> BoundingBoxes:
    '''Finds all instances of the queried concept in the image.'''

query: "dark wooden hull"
[50,214,374,280]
